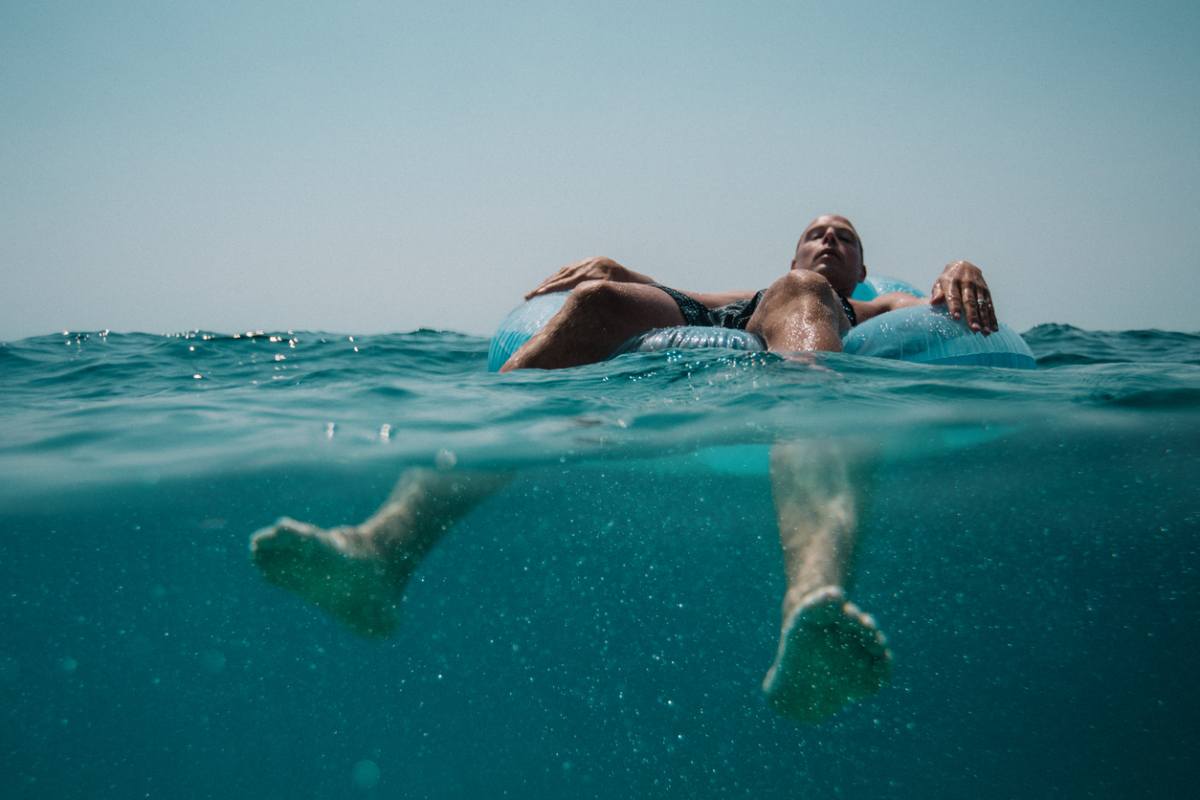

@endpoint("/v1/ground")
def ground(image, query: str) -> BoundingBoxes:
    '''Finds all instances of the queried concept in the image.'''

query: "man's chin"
[809,265,858,295]
[810,264,840,281]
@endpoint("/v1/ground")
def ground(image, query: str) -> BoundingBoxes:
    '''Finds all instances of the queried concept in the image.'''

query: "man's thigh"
[564,280,688,331]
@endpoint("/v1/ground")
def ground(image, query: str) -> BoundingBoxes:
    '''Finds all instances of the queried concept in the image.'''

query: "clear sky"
[2,0,1197,341]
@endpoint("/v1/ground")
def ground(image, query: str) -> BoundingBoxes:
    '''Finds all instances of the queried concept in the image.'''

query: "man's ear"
[858,262,868,283]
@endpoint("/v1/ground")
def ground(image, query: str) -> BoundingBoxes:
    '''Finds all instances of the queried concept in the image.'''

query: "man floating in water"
[251,214,998,723]
[503,214,996,371]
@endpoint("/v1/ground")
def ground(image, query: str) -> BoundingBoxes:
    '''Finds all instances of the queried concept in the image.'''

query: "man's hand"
[930,260,998,334]
[524,257,654,300]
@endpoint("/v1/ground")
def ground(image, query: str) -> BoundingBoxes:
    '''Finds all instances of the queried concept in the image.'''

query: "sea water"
[1,326,1197,799]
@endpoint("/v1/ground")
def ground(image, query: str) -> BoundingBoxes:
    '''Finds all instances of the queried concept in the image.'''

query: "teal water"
[1,326,1198,798]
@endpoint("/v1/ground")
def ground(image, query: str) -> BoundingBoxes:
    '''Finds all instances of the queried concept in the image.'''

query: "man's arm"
[524,256,754,309]
[524,256,653,299]
[856,260,998,334]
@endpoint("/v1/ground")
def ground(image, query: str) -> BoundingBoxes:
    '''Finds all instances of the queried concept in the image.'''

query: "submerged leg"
[251,468,511,637]
[762,441,891,722]
[500,281,684,371]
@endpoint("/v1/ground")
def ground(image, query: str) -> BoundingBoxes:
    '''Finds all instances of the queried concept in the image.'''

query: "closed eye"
[808,227,857,245]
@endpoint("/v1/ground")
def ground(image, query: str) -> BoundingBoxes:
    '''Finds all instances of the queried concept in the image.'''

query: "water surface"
[1,325,1197,798]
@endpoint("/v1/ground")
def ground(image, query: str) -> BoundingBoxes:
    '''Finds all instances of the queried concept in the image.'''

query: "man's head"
[791,214,866,296]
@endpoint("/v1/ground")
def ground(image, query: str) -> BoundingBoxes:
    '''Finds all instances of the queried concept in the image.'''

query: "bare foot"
[250,517,412,638]
[762,585,892,722]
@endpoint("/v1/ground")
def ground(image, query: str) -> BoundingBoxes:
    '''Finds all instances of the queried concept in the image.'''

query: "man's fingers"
[961,284,982,331]
[974,287,993,331]
[971,286,1000,334]
[525,279,560,299]
[930,279,945,305]
[970,284,996,333]
[524,266,580,299]
[944,279,964,320]
[526,277,571,299]
[525,278,558,299]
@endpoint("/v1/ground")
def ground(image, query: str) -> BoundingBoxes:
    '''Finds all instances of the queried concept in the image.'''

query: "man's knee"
[763,270,837,304]
[561,280,627,319]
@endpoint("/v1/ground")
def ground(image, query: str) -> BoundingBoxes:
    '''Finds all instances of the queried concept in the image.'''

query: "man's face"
[791,215,866,295]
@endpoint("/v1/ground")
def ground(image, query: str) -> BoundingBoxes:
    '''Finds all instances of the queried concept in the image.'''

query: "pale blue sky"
[3,0,1197,341]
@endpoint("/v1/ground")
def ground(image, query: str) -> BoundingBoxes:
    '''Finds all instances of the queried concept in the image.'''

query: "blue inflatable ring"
[488,277,1035,371]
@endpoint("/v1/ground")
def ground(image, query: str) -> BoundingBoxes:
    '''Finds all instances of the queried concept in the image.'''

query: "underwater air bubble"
[435,448,457,470]
[351,759,380,790]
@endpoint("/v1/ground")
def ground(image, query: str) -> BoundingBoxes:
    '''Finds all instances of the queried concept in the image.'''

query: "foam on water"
[1,325,1198,798]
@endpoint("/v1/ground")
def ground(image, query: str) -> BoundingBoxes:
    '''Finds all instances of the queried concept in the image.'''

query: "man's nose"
[821,227,838,244]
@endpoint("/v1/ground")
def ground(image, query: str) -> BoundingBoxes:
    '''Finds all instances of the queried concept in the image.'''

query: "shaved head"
[790,214,867,296]
[796,215,863,263]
